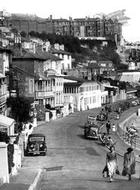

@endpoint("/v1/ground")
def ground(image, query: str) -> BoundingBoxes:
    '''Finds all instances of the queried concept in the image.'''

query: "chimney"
[50,15,53,20]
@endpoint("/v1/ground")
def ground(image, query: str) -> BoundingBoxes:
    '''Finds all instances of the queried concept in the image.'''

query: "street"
[22,109,140,190]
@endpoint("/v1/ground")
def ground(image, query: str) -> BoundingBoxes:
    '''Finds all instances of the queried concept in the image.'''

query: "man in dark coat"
[106,120,111,135]
[7,139,14,174]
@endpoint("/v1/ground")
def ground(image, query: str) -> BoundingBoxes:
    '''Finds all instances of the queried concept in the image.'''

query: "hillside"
[22,31,122,68]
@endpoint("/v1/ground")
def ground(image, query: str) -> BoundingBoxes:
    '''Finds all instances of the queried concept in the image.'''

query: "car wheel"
[42,152,46,156]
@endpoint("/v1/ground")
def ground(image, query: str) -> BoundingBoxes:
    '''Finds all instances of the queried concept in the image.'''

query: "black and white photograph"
[0,0,140,189]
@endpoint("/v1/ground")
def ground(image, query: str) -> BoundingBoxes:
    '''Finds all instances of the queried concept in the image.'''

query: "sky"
[0,0,140,42]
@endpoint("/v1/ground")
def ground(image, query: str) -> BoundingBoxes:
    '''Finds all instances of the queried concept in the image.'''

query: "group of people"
[102,146,136,182]
[102,120,136,182]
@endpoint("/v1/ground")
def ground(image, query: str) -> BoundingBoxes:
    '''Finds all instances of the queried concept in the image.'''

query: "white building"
[35,69,64,109]
[0,47,11,114]
[117,71,140,83]
[64,77,103,111]
[51,45,72,72]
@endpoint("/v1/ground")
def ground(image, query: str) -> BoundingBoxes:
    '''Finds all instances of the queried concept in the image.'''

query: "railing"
[121,126,140,150]
[35,91,54,98]
[0,94,7,106]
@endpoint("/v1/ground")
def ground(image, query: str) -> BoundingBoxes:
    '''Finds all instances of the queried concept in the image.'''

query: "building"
[98,60,115,75]
[63,77,103,111]
[51,46,72,74]
[12,49,45,102]
[117,71,140,83]
[67,59,114,80]
[35,69,64,109]
[36,50,63,75]
[9,66,35,102]
[2,9,129,43]
[12,49,65,111]
[0,47,11,114]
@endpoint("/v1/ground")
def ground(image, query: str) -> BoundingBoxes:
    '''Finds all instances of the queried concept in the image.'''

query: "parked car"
[25,133,47,156]
[87,115,97,125]
[108,112,120,120]
[84,122,103,140]
[131,99,140,106]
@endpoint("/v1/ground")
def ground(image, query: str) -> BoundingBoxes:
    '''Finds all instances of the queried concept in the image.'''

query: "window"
[38,81,43,91]
[29,79,34,93]
[53,79,55,86]
[93,96,96,103]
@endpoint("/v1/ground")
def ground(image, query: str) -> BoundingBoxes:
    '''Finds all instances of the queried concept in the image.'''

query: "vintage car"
[87,115,97,125]
[84,122,103,139]
[108,112,120,120]
[25,133,47,156]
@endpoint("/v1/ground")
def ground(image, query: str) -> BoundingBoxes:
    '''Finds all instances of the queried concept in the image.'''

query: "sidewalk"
[0,167,42,190]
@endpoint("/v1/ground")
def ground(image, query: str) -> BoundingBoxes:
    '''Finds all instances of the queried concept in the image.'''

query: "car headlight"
[30,144,34,148]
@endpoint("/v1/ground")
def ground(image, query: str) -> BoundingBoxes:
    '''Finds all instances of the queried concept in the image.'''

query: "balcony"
[0,94,8,107]
[35,91,54,99]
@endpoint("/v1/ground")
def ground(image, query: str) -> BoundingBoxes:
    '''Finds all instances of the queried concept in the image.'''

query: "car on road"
[84,122,103,140]
[25,133,47,156]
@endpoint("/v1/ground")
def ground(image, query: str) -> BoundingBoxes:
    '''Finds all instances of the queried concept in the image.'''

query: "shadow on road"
[77,134,99,141]
[78,124,85,129]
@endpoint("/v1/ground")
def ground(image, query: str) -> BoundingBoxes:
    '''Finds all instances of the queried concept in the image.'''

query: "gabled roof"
[13,49,46,60]
[51,48,71,55]
[12,65,35,77]
[87,62,100,69]
[36,50,62,61]
[63,75,85,83]
[0,115,15,127]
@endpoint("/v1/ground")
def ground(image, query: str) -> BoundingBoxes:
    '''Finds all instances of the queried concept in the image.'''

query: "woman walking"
[106,146,117,182]
[122,147,136,180]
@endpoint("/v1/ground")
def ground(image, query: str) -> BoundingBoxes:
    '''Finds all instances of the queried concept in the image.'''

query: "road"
[23,109,140,190]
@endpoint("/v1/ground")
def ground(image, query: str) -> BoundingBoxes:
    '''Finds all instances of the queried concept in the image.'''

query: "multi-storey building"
[0,47,11,114]
[12,50,45,102]
[35,71,64,108]
[12,49,65,110]
[2,10,129,43]
[51,47,72,73]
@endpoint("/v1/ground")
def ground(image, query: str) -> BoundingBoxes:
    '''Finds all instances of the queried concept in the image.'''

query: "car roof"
[28,133,45,137]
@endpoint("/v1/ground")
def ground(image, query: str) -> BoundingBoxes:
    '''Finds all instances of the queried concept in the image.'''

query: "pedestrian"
[106,120,111,135]
[112,123,116,132]
[7,138,14,174]
[122,147,136,180]
[106,146,117,182]
[106,136,115,149]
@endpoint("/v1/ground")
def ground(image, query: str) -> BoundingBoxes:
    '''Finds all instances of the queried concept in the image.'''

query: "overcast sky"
[1,0,140,42]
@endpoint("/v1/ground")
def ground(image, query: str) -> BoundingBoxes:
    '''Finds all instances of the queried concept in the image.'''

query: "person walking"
[106,120,111,135]
[106,146,117,182]
[122,147,136,180]
[7,138,14,174]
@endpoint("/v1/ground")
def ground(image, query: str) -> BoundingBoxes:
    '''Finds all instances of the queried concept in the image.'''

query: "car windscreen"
[29,136,45,142]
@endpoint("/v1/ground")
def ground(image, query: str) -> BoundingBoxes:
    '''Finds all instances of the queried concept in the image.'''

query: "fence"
[117,110,140,150]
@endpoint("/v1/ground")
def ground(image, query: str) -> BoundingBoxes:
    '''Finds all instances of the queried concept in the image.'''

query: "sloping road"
[23,109,140,190]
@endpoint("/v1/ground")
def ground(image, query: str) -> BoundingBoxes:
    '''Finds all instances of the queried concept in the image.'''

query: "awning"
[0,73,5,78]
[0,115,15,127]
[126,90,137,94]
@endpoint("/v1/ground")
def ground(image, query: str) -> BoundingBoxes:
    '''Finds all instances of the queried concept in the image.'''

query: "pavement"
[1,106,140,190]
[0,167,42,190]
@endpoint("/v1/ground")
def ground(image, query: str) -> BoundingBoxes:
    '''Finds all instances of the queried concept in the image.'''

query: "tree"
[6,97,32,124]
